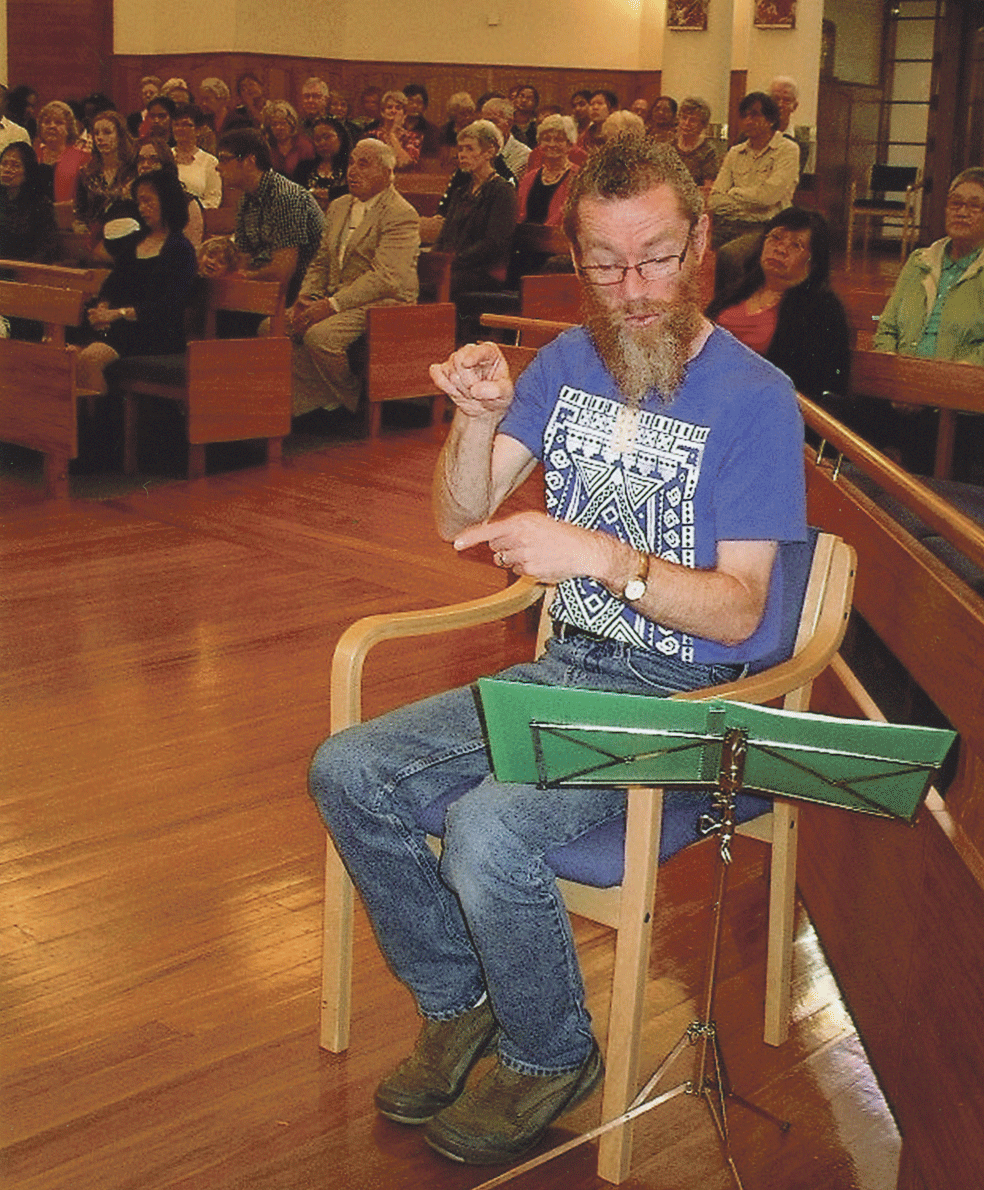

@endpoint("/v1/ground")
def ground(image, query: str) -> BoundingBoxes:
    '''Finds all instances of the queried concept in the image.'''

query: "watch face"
[624,578,646,601]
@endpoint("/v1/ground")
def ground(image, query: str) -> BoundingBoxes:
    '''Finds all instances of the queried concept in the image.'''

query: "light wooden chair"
[846,163,923,271]
[319,529,856,1183]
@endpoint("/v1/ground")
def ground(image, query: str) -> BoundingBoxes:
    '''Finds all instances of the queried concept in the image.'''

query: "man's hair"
[140,75,162,90]
[769,76,799,100]
[403,83,429,108]
[562,136,702,250]
[949,166,984,193]
[459,119,503,153]
[678,96,711,126]
[654,95,678,117]
[482,97,514,124]
[602,110,646,140]
[303,77,329,97]
[146,94,176,117]
[352,136,397,173]
[591,90,619,113]
[739,91,781,130]
[571,89,592,104]
[133,169,190,233]
[217,127,272,172]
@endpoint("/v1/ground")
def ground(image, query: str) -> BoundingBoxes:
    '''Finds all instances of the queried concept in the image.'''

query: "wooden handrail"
[800,394,984,575]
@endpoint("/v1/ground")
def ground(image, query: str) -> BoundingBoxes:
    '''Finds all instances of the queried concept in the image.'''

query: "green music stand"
[472,680,956,1190]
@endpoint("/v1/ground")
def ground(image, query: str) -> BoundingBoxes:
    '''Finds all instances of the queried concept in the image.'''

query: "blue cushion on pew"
[413,532,815,889]
[105,354,187,388]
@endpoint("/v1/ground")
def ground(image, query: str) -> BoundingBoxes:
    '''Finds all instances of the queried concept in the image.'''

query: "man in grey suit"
[288,138,421,417]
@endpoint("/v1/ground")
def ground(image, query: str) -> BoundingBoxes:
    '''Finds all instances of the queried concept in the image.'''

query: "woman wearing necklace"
[672,96,720,197]
[74,109,137,240]
[512,114,578,279]
[707,207,850,406]
[34,100,89,204]
[435,120,517,303]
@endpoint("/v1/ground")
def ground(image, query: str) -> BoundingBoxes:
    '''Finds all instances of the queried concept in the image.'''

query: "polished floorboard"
[1,422,903,1190]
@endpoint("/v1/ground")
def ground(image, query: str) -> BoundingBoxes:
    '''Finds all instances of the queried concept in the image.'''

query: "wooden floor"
[0,418,904,1190]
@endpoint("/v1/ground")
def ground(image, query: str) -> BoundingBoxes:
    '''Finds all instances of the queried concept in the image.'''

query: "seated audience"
[481,98,529,180]
[330,92,362,147]
[300,77,331,131]
[288,138,419,418]
[353,88,381,131]
[144,95,175,144]
[34,100,89,203]
[569,89,592,135]
[600,110,646,142]
[293,115,351,210]
[439,92,477,165]
[233,73,267,128]
[708,91,799,252]
[516,115,578,226]
[172,105,222,209]
[435,118,518,324]
[673,96,719,195]
[403,84,440,159]
[198,78,241,139]
[630,97,651,127]
[0,83,31,153]
[362,91,421,171]
[127,76,161,137]
[578,90,617,153]
[262,100,315,178]
[75,170,198,393]
[7,85,38,140]
[874,167,984,364]
[135,137,204,247]
[707,208,850,404]
[650,95,678,143]
[74,109,138,238]
[197,234,237,277]
[216,127,324,305]
[161,79,192,108]
[510,84,539,148]
[0,142,58,262]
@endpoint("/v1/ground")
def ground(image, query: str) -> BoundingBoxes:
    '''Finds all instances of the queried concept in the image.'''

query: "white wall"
[113,0,824,125]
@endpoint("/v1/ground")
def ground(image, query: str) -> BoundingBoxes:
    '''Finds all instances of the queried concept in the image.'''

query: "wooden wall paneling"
[7,0,114,103]
[727,69,747,145]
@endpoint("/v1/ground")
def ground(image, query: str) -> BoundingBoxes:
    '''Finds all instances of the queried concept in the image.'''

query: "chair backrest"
[868,163,919,196]
[417,250,453,303]
[0,280,87,347]
[521,272,582,324]
[201,275,287,336]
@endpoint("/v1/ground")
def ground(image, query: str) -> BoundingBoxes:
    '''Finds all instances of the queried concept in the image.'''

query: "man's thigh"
[303,307,369,356]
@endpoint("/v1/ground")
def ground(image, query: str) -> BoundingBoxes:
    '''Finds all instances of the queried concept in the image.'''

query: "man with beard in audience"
[307,137,805,1168]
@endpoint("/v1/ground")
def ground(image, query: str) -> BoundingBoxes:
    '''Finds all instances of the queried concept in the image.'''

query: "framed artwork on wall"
[755,1,796,29]
[667,1,709,31]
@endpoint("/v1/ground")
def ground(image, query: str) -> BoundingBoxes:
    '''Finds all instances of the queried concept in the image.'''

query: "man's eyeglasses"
[578,228,693,286]
[946,197,984,214]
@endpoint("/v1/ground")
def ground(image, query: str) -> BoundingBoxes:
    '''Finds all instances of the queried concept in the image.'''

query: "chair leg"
[266,436,284,469]
[187,443,206,481]
[763,799,797,1047]
[320,838,355,1052]
[597,785,664,1184]
[367,401,382,439]
[43,451,70,499]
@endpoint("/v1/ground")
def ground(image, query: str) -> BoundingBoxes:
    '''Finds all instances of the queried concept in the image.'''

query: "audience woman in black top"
[706,207,850,404]
[75,170,197,393]
[435,119,517,301]
[292,115,350,210]
[0,142,58,262]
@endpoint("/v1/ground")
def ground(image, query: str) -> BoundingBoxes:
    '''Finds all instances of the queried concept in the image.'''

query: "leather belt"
[551,620,611,644]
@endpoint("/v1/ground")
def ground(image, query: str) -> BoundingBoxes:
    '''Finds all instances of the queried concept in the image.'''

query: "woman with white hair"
[435,119,517,334]
[516,114,578,226]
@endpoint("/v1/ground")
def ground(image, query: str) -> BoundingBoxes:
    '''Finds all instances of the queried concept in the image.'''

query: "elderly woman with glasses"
[361,90,422,171]
[261,100,315,178]
[706,207,850,404]
[874,167,984,364]
[673,97,720,196]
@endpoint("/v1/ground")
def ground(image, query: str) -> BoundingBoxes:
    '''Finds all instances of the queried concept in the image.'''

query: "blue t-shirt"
[498,325,807,665]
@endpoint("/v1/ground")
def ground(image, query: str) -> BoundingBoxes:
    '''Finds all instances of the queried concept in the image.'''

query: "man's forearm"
[433,409,503,541]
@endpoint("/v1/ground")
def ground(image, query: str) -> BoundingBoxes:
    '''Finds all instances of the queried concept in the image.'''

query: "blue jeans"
[308,633,745,1077]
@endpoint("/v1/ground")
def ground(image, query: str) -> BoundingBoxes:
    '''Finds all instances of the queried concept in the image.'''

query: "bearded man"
[307,138,806,1167]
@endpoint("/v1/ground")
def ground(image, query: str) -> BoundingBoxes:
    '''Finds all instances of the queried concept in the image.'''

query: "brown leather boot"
[374,999,498,1125]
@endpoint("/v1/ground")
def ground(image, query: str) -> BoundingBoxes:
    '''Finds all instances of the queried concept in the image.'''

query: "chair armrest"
[330,576,547,733]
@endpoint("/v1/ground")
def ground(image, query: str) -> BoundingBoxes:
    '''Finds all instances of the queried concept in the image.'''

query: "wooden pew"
[797,397,984,1190]
[115,275,291,481]
[848,348,984,480]
[0,259,109,294]
[0,280,89,498]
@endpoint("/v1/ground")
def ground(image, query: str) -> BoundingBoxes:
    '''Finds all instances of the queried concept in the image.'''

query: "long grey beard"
[584,280,704,406]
